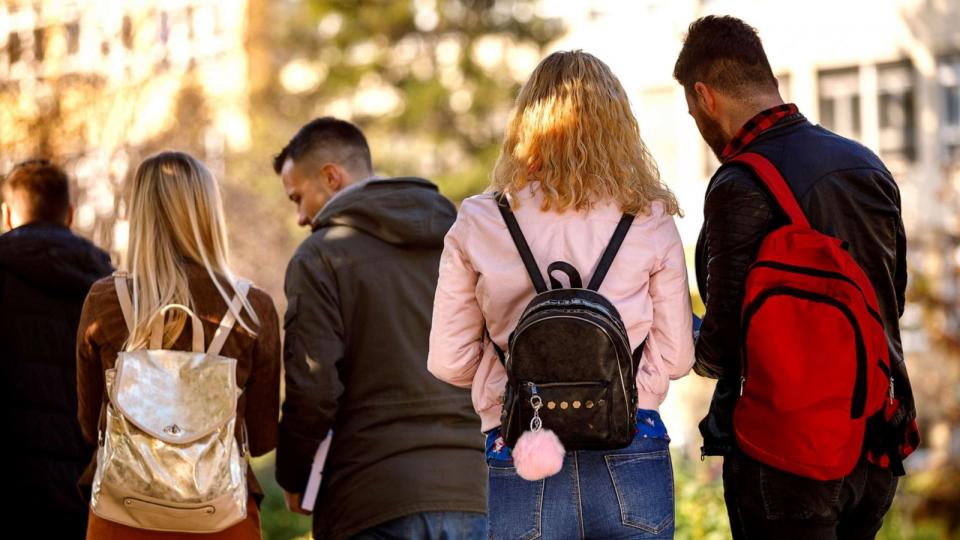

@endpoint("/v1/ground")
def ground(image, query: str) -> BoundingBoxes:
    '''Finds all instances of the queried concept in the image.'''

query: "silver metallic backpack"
[90,272,251,533]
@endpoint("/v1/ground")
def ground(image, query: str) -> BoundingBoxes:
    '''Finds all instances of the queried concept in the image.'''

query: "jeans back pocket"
[604,450,674,534]
[488,460,544,540]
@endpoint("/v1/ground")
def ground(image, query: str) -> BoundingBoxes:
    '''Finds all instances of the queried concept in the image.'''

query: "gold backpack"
[90,272,250,533]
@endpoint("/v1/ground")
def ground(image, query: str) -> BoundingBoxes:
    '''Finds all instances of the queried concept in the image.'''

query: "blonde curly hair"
[490,50,681,216]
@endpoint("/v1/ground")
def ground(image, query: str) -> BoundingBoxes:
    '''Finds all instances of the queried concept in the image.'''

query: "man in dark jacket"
[274,117,487,540]
[1,160,113,538]
[674,16,918,538]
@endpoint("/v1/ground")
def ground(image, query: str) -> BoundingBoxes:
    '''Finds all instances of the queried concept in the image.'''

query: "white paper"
[301,431,333,512]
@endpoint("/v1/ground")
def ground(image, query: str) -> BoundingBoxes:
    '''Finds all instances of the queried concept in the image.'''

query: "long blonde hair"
[124,151,258,350]
[491,50,681,216]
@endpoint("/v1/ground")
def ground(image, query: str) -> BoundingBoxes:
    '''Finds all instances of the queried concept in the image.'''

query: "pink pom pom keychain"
[512,389,565,481]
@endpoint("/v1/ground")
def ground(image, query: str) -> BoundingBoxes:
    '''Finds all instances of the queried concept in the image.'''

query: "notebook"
[301,431,333,512]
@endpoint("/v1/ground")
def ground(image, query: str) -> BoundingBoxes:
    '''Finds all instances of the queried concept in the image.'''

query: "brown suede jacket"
[75,262,281,501]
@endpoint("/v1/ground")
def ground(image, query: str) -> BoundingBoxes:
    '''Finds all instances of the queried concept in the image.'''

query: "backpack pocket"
[518,381,612,447]
[736,287,868,480]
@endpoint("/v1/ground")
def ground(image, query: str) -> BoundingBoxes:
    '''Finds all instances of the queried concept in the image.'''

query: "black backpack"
[493,195,644,450]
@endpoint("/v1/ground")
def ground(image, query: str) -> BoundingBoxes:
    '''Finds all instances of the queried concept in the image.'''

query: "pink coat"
[428,186,696,432]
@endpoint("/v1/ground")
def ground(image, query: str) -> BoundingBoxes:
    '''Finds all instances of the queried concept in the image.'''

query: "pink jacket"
[428,186,695,432]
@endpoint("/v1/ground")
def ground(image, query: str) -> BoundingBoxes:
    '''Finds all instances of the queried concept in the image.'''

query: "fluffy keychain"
[511,391,565,480]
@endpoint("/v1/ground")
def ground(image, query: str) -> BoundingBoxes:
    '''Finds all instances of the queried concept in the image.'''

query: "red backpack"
[731,152,894,481]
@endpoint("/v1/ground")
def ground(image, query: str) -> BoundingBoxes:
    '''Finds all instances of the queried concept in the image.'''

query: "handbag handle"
[149,304,205,353]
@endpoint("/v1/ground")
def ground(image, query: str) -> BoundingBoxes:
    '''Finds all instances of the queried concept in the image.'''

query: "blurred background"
[1,0,958,538]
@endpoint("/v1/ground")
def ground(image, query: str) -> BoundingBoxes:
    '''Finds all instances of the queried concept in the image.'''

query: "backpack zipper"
[513,313,631,358]
[740,286,869,419]
[518,296,628,334]
[750,261,883,324]
[522,380,607,388]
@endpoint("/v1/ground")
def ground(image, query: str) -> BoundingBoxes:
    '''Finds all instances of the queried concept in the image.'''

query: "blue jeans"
[487,434,675,539]
[350,511,488,539]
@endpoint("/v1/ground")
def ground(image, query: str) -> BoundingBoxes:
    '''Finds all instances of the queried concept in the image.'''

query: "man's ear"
[320,163,345,193]
[64,204,74,228]
[694,81,717,117]
[1,202,11,231]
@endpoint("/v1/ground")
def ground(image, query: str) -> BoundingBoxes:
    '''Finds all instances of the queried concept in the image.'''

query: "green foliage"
[246,0,565,201]
[673,453,731,540]
[252,453,312,540]
[672,452,953,540]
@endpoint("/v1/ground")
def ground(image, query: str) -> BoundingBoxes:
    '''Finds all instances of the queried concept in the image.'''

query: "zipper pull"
[888,376,895,405]
[739,376,746,397]
[528,383,543,432]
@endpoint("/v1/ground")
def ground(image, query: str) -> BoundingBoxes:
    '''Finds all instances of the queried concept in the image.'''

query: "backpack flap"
[111,350,238,445]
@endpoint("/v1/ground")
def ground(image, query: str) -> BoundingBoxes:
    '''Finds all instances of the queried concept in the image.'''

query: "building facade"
[0,0,252,256]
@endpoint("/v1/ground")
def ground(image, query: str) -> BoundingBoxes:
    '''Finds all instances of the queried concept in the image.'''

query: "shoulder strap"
[113,272,134,334]
[494,193,547,294]
[728,152,811,228]
[207,279,252,357]
[587,213,635,291]
[484,325,506,367]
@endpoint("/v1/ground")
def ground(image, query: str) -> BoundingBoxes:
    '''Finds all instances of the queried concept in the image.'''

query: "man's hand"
[283,490,312,516]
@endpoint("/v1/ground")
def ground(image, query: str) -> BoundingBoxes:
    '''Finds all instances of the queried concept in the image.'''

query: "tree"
[242,0,564,203]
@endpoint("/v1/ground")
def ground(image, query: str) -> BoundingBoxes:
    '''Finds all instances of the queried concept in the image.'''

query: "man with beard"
[674,15,918,539]
[273,117,487,540]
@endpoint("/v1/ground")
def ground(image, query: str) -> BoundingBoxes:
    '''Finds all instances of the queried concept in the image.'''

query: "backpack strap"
[494,193,548,294]
[484,325,506,367]
[586,213,635,291]
[149,304,205,352]
[728,152,811,228]
[113,272,134,334]
[207,279,252,357]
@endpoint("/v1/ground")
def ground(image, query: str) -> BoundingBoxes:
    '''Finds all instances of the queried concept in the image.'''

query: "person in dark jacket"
[674,16,918,539]
[274,117,487,540]
[0,160,113,538]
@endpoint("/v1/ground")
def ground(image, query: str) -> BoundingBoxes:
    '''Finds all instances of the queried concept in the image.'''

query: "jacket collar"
[721,103,801,162]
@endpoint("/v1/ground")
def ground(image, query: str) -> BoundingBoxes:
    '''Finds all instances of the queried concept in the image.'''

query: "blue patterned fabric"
[485,408,669,461]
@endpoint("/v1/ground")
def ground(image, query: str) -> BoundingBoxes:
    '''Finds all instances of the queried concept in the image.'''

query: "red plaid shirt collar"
[720,103,800,162]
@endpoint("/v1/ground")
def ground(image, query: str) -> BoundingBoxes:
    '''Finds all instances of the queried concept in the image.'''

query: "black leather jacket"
[695,114,915,459]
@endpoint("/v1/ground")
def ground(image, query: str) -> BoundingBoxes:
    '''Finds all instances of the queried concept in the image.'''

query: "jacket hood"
[312,177,456,248]
[0,223,113,297]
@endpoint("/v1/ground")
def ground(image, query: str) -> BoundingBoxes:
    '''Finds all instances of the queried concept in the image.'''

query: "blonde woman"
[76,152,280,539]
[428,51,695,539]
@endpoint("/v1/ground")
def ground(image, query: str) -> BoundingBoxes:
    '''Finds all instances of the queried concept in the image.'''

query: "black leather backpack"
[493,194,644,450]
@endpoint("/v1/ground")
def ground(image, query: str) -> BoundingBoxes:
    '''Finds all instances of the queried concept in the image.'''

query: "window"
[877,61,916,161]
[818,67,861,140]
[122,16,133,48]
[33,27,45,61]
[159,11,170,44]
[939,54,960,161]
[66,21,80,55]
[7,32,21,63]
[776,72,792,103]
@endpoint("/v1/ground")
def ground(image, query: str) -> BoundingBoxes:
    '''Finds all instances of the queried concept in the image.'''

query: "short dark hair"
[673,16,778,98]
[1,159,71,224]
[272,117,373,175]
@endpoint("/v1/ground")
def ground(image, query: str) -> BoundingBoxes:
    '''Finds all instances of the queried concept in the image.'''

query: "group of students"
[2,15,919,540]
